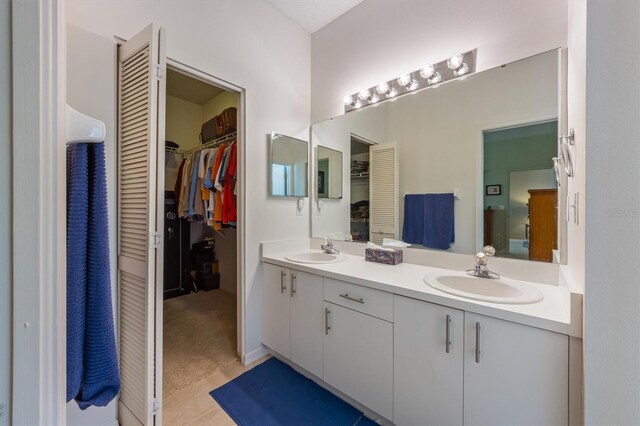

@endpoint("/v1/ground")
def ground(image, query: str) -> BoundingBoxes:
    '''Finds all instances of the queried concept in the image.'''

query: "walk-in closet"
[162,67,239,403]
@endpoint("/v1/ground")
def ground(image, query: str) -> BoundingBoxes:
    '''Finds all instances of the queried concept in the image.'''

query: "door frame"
[11,0,66,424]
[163,58,247,361]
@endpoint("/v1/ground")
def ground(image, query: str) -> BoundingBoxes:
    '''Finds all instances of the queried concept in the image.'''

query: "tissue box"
[365,248,403,265]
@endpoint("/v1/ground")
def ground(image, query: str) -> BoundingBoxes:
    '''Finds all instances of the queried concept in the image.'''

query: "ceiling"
[267,0,364,33]
[166,68,226,105]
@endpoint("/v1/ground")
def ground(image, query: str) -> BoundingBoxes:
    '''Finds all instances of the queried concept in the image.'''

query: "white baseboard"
[242,344,270,366]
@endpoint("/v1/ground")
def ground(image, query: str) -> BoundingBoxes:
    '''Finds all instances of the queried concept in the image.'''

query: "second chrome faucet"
[466,245,500,279]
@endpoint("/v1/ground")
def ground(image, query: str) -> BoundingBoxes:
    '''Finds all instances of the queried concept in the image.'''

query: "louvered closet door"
[369,142,398,244]
[117,24,166,426]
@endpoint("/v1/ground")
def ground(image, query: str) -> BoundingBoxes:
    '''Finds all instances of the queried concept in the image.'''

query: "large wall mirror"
[311,49,563,263]
[270,132,308,197]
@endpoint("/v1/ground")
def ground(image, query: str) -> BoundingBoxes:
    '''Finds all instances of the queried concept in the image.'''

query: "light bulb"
[358,88,371,101]
[376,81,389,94]
[408,79,419,91]
[447,54,464,70]
[370,94,380,103]
[343,95,354,105]
[420,64,435,79]
[427,72,442,85]
[354,100,363,109]
[397,73,411,86]
[387,88,398,98]
[453,63,469,77]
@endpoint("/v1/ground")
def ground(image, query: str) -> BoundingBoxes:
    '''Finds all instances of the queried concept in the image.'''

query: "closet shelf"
[180,131,237,157]
[350,173,369,179]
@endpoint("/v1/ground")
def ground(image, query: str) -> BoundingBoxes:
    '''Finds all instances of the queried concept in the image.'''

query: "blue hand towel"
[402,193,455,250]
[67,143,120,409]
[424,193,455,250]
[402,194,425,245]
[66,144,89,402]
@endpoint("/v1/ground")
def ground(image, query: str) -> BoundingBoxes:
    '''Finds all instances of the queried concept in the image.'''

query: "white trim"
[164,58,248,360]
[11,0,65,424]
[242,345,270,366]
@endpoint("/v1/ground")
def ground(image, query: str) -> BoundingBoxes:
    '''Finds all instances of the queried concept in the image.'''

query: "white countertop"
[262,249,577,337]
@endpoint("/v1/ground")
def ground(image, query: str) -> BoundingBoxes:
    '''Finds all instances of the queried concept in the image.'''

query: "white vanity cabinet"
[262,263,291,357]
[323,302,393,421]
[322,278,394,420]
[261,264,324,377]
[393,296,464,426]
[464,312,569,425]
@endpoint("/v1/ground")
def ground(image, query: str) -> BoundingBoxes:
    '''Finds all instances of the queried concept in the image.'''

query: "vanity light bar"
[343,50,477,113]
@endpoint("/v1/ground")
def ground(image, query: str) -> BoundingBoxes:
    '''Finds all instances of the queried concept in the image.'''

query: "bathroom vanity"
[260,243,577,425]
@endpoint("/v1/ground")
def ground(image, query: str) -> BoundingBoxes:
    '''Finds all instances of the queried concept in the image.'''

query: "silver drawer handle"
[475,321,481,363]
[280,270,286,294]
[325,307,331,335]
[445,314,451,354]
[290,273,297,297]
[339,293,364,304]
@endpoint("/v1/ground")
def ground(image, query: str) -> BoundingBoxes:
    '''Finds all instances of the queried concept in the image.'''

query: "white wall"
[66,0,310,377]
[311,0,568,123]
[203,91,238,122]
[584,0,640,424]
[312,51,558,254]
[66,23,119,426]
[0,0,11,423]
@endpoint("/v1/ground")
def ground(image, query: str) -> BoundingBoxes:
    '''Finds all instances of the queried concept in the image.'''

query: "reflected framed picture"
[318,170,326,193]
[486,184,501,196]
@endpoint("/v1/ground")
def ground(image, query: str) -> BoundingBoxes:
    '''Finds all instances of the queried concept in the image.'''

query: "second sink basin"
[423,271,544,305]
[285,250,347,264]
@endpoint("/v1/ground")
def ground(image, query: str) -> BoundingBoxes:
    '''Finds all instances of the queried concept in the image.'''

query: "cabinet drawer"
[324,278,393,322]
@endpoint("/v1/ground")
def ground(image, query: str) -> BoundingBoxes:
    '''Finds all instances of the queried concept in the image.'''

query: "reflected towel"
[67,143,120,409]
[403,193,455,250]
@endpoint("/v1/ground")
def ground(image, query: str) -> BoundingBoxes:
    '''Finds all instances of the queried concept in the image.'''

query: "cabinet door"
[261,263,290,357]
[464,313,568,425]
[290,270,324,378]
[324,302,393,421]
[394,296,464,426]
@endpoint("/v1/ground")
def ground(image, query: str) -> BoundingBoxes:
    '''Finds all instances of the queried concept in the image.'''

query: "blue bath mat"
[210,358,377,426]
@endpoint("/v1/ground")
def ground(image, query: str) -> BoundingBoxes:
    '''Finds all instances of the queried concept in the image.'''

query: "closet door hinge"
[151,399,160,415]
[149,231,161,249]
[153,64,164,81]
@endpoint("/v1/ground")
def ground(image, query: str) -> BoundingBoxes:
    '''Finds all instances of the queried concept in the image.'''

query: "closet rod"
[180,131,237,157]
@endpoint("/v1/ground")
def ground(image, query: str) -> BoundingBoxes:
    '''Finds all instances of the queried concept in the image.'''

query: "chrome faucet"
[321,238,340,255]
[466,245,500,279]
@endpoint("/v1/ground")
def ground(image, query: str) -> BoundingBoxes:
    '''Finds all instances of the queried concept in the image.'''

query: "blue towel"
[402,194,425,245]
[67,143,120,409]
[403,193,455,250]
[66,144,89,402]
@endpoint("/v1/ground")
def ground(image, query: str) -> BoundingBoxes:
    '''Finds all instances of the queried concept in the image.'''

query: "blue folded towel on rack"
[402,193,455,250]
[67,143,120,409]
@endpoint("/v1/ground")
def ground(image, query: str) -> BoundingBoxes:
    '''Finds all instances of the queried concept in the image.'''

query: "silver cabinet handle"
[290,273,297,297]
[325,307,331,335]
[280,270,286,294]
[445,314,451,354]
[475,321,481,363]
[339,293,364,304]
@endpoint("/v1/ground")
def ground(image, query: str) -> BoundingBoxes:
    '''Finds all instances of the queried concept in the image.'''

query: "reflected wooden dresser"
[528,189,557,262]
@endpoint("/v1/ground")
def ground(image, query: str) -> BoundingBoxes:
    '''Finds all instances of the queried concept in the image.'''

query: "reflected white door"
[369,142,398,244]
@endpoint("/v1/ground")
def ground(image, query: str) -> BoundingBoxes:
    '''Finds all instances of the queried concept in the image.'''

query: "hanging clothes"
[178,138,238,229]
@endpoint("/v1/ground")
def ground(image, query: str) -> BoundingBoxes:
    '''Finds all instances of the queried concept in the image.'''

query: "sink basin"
[285,250,347,264]
[423,271,544,304]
